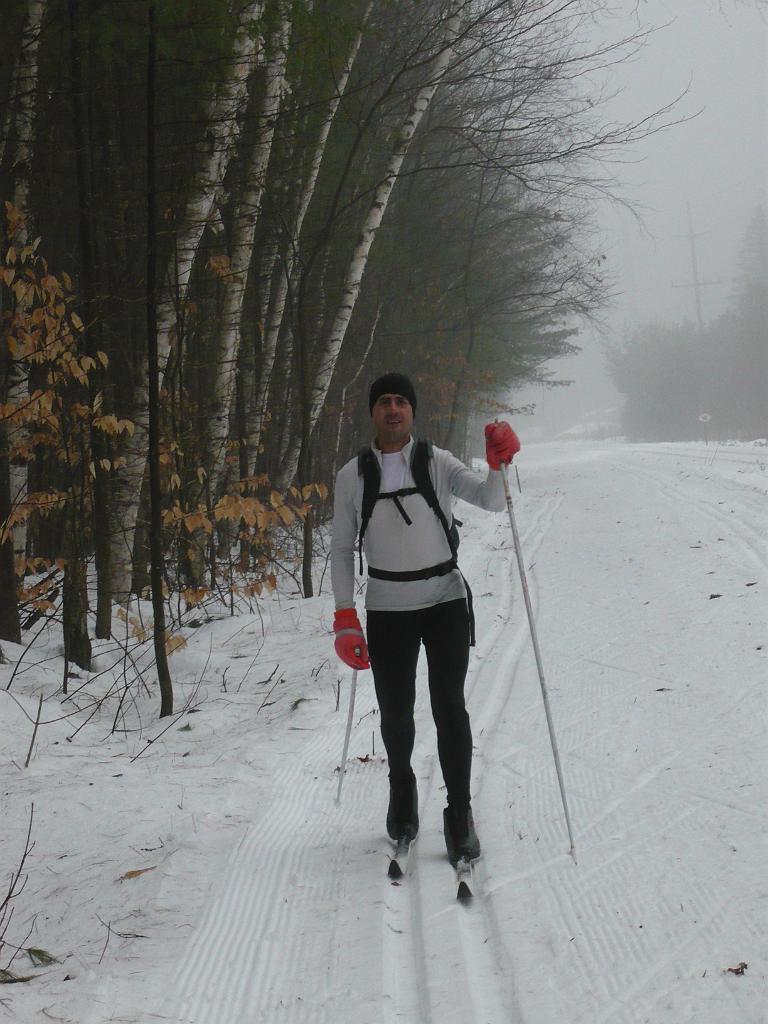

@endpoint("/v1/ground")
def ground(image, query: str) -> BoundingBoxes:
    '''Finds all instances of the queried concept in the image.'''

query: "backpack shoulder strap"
[409,439,433,501]
[357,446,380,573]
[411,439,457,557]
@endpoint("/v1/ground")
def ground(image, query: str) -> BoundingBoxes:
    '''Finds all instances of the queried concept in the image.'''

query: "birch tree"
[206,0,292,499]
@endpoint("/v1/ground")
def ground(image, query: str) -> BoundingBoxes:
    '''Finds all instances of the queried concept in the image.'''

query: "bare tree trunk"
[333,302,381,470]
[206,2,292,500]
[146,0,173,717]
[4,0,47,568]
[62,555,91,672]
[442,166,497,452]
[68,0,114,638]
[278,9,461,490]
[0,356,21,644]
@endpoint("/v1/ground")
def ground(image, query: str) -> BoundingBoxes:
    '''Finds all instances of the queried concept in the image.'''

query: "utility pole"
[672,204,721,441]
[672,203,720,332]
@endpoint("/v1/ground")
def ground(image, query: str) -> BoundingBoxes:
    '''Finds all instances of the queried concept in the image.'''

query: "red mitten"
[333,608,370,670]
[484,421,520,469]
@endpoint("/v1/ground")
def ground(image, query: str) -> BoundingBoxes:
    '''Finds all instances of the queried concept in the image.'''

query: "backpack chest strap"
[378,486,419,525]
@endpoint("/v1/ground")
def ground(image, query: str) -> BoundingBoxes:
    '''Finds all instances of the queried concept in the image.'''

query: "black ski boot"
[386,772,419,841]
[443,803,481,864]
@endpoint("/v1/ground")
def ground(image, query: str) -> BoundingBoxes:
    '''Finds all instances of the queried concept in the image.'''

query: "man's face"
[371,393,414,450]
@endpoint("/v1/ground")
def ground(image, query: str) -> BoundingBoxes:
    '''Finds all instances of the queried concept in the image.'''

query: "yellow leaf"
[256,509,273,531]
[118,866,157,882]
[131,621,148,643]
[93,414,119,434]
[100,459,111,471]
[170,473,181,490]
[70,312,84,331]
[207,253,232,279]
[97,350,109,367]
[165,633,187,655]
[196,466,206,483]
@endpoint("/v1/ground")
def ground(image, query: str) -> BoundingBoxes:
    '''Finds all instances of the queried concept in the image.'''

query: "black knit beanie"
[368,373,417,415]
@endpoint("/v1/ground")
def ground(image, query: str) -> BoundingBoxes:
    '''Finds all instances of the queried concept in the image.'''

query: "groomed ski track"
[121,443,763,1024]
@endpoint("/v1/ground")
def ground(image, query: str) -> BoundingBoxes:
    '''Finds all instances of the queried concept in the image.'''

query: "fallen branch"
[1,805,35,968]
[24,694,44,768]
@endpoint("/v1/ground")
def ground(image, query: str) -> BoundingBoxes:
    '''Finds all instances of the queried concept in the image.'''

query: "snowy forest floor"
[1,440,766,1024]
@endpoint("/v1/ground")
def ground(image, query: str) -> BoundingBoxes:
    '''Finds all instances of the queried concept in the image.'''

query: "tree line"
[1,0,670,710]
[607,207,767,443]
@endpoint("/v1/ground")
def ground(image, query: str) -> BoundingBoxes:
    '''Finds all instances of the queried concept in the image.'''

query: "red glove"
[485,421,520,469]
[333,608,370,670]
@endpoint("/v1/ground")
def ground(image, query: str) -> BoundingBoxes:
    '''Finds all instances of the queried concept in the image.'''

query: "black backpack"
[356,439,474,644]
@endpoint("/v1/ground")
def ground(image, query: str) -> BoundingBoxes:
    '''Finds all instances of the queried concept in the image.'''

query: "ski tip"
[456,879,473,902]
[388,859,403,880]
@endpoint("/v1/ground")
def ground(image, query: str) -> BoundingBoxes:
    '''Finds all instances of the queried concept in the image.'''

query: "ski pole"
[335,668,358,805]
[502,465,577,863]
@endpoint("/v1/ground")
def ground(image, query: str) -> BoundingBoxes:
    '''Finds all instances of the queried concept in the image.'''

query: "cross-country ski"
[387,836,413,880]
[455,857,474,901]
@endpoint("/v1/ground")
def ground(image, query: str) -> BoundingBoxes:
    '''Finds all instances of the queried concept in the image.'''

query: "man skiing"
[330,372,520,865]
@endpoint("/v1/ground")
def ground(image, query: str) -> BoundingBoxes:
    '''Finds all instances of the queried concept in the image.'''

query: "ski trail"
[380,754,438,1024]
[390,488,562,1024]
[624,460,766,572]
[155,470,558,1024]
[147,445,765,1024]
[161,709,386,1023]
[486,448,766,1024]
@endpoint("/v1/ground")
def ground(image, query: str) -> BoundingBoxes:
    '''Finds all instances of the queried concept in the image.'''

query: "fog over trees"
[607,207,767,442]
[512,0,767,443]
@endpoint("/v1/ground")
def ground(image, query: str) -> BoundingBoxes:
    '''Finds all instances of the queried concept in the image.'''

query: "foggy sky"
[516,0,768,440]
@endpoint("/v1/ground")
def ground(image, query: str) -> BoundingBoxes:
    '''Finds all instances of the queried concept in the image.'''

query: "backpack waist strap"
[367,561,475,645]
[367,557,457,582]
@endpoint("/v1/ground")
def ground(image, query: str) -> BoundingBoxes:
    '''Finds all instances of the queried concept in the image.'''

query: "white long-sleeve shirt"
[331,436,506,612]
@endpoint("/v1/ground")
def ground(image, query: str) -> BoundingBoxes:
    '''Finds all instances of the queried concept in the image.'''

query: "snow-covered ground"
[1,440,765,1024]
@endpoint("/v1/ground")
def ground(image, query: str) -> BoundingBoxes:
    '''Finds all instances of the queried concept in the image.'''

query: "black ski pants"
[366,598,472,809]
